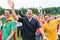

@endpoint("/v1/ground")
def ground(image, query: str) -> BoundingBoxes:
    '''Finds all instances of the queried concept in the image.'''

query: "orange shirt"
[43,19,59,40]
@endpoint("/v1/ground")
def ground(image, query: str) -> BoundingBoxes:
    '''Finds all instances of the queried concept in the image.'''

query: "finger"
[7,0,12,4]
[11,1,14,6]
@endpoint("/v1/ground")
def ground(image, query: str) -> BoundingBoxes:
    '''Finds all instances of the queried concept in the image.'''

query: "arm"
[7,21,16,40]
[39,28,47,40]
[11,8,18,20]
[7,30,15,40]
[8,0,18,20]
[19,11,26,17]
[36,19,47,40]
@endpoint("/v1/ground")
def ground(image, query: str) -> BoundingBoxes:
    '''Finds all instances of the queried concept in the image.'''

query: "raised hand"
[7,0,14,9]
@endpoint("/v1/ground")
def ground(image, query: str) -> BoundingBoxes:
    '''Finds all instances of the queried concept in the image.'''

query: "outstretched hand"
[7,0,14,9]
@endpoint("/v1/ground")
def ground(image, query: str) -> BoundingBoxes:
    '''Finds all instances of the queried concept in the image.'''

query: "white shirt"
[16,22,22,27]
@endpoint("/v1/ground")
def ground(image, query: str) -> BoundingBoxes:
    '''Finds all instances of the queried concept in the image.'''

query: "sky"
[0,0,60,9]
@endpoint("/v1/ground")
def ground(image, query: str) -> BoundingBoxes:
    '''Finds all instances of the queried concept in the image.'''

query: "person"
[57,16,60,40]
[0,9,16,40]
[36,14,45,40]
[42,15,60,40]
[0,20,2,40]
[58,21,60,40]
[7,0,47,40]
[16,21,22,37]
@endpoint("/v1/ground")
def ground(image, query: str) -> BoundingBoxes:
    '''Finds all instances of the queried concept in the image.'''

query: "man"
[0,20,2,40]
[36,14,45,40]
[7,0,46,40]
[43,15,60,40]
[0,9,16,40]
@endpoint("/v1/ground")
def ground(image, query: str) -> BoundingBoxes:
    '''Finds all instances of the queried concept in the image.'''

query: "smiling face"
[26,9,33,18]
[45,16,50,22]
[4,9,11,19]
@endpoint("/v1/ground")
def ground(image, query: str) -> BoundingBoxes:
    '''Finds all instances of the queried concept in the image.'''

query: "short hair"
[5,9,12,14]
[27,8,32,11]
[27,8,33,13]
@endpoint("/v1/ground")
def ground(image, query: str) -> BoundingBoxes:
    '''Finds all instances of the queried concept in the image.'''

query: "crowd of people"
[0,0,60,40]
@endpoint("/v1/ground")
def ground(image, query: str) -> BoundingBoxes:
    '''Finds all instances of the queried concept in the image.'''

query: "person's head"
[26,8,33,18]
[45,15,50,23]
[4,9,12,19]
[37,14,43,19]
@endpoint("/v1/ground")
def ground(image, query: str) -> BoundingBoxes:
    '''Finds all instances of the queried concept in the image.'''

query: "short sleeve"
[11,21,16,30]
[36,19,41,29]
[54,19,59,25]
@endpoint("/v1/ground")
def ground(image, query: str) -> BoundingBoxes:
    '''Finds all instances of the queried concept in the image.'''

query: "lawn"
[16,31,22,40]
[17,36,22,40]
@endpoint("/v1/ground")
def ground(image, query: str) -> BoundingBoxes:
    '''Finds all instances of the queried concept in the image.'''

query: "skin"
[0,9,15,40]
[26,9,33,19]
[7,0,47,40]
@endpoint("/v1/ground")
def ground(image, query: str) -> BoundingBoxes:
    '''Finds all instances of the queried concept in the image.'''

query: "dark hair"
[5,9,12,14]
[27,8,32,11]
[27,8,33,13]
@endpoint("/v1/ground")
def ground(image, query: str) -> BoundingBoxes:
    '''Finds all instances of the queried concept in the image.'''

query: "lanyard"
[3,23,6,27]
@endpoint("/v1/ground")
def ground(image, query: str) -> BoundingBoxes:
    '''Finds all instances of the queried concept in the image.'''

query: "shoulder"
[32,18,38,21]
[53,19,59,22]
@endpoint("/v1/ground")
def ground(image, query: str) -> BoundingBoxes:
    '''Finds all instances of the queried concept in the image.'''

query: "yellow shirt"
[43,19,59,40]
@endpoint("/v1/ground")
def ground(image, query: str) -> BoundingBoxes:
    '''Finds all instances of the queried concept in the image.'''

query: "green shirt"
[2,17,16,40]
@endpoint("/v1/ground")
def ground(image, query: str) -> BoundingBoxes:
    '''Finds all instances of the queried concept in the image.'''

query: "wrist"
[11,8,14,10]
[7,38,10,40]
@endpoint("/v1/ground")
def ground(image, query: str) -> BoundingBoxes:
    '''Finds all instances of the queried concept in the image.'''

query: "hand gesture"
[7,0,14,9]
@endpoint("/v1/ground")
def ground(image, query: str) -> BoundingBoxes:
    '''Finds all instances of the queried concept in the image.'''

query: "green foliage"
[21,8,27,15]
[31,8,38,15]
[0,7,60,15]
[0,7,5,15]
[44,7,60,15]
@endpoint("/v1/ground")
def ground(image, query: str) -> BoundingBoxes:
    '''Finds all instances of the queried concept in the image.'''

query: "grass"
[17,36,22,40]
[16,31,22,40]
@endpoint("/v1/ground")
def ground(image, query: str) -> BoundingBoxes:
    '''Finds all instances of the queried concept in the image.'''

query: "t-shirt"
[2,17,16,40]
[43,19,59,40]
[18,17,41,40]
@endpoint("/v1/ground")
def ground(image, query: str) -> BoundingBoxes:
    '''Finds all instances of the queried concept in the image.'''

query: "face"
[45,16,50,22]
[26,9,33,18]
[4,10,11,19]
[38,15,43,19]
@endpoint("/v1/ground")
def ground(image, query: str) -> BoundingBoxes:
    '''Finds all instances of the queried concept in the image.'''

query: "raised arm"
[8,0,18,20]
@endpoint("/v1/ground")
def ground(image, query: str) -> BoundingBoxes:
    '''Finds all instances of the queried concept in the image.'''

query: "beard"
[47,20,50,23]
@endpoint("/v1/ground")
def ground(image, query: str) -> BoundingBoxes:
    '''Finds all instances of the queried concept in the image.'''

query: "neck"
[28,17,32,19]
[47,20,50,23]
[28,17,32,21]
